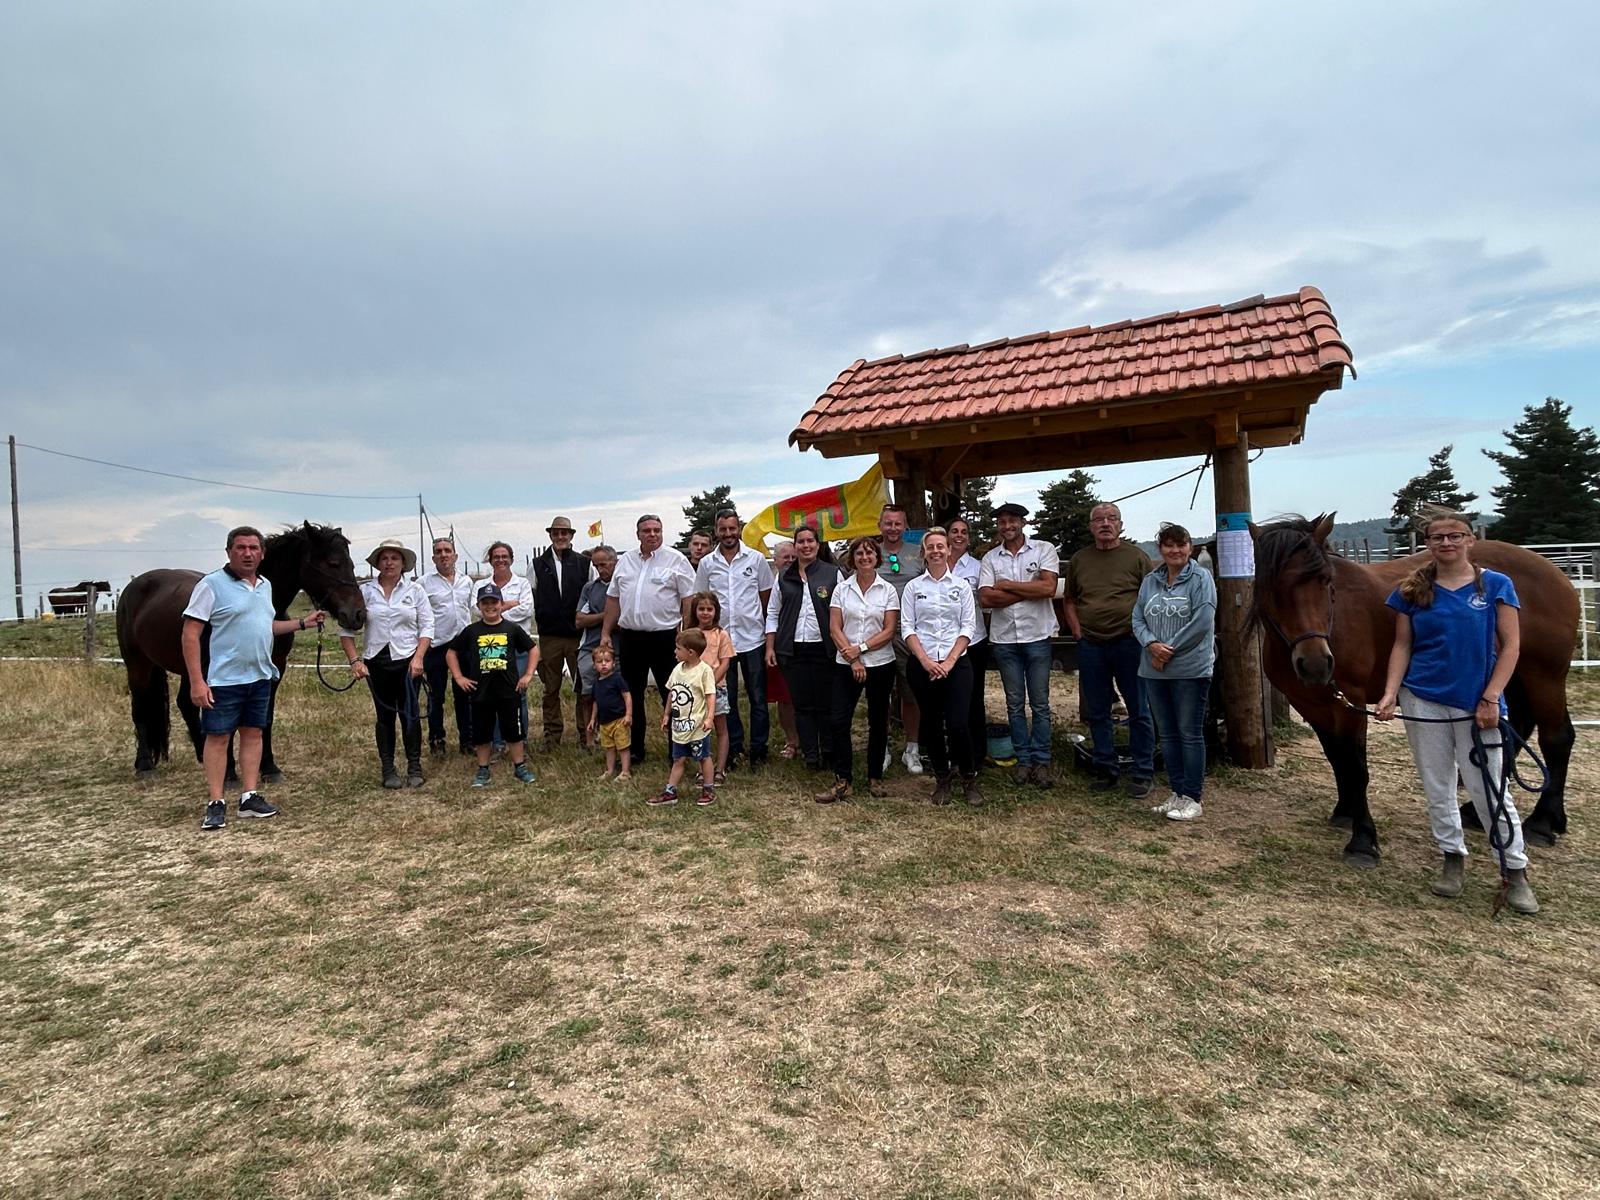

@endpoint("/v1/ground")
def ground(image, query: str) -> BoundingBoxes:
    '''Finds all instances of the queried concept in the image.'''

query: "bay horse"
[1249,513,1578,868]
[115,522,367,781]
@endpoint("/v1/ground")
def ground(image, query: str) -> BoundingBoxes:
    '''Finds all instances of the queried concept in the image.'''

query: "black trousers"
[617,626,679,759]
[366,647,422,771]
[423,643,473,750]
[906,655,975,778]
[829,661,894,784]
[779,642,833,768]
[966,639,989,761]
[471,695,525,746]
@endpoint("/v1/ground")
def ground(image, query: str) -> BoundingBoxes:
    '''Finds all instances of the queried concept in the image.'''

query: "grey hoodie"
[1131,558,1217,680]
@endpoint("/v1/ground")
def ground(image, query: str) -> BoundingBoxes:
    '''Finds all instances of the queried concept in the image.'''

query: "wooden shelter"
[789,286,1355,768]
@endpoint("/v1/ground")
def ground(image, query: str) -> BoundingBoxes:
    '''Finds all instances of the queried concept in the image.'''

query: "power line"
[14,440,416,501]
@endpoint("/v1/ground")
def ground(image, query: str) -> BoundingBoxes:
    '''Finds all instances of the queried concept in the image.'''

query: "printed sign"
[1216,512,1254,579]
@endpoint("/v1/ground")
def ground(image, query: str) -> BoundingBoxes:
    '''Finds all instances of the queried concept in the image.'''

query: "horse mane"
[1246,513,1333,633]
[265,521,343,553]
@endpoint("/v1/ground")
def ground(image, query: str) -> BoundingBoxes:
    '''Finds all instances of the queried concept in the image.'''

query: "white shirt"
[608,546,696,631]
[829,573,900,667]
[979,538,1061,644]
[485,573,534,634]
[421,571,476,647]
[343,577,435,660]
[695,544,775,653]
[902,569,977,660]
[764,580,824,643]
[950,553,988,646]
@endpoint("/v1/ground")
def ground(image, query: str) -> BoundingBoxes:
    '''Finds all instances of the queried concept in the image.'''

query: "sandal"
[779,746,798,761]
[713,770,727,785]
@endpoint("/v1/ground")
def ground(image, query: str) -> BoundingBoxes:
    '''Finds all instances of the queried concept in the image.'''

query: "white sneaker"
[1166,797,1203,822]
[1150,791,1181,816]
[883,749,893,775]
[902,745,924,775]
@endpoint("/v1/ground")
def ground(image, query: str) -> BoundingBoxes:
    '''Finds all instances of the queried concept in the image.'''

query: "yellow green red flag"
[587,520,603,539]
[741,462,890,550]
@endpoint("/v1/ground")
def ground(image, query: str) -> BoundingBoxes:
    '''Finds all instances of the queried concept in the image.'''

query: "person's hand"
[660,713,670,731]
[516,676,532,693]
[303,609,328,630]
[410,657,425,679]
[598,634,612,651]
[922,656,945,679]
[1374,692,1398,721]
[192,680,214,709]
[351,660,370,681]
[852,660,867,683]
[457,677,477,694]
[841,643,860,663]
[941,653,961,675]
[1475,697,1498,730]
[1146,647,1166,673]
[766,647,777,669]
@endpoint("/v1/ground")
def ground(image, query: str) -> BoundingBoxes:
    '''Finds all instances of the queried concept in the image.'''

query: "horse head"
[1248,512,1337,688]
[266,522,367,630]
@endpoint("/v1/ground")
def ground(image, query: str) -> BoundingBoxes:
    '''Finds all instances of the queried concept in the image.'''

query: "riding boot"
[376,722,402,789]
[1429,852,1465,898]
[929,774,953,806]
[961,773,985,808]
[402,720,424,787]
[1502,868,1540,915]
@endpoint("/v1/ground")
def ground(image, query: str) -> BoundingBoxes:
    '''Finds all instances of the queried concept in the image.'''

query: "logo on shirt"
[816,586,830,599]
[477,632,511,670]
[742,565,756,577]
[1468,592,1489,610]
[669,682,697,735]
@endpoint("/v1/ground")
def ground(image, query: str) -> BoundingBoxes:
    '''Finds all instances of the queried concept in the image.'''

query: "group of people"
[176,503,1540,915]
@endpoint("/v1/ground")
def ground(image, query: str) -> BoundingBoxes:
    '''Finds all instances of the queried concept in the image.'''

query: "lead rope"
[1332,688,1547,916]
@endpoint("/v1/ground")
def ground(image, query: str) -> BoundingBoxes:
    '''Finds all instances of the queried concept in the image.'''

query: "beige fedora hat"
[365,538,417,573]
[547,516,576,533]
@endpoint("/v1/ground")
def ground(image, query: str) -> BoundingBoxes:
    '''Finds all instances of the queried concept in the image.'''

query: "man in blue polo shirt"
[183,526,327,831]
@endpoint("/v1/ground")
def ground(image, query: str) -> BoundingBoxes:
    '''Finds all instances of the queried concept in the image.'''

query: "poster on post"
[1216,512,1254,579]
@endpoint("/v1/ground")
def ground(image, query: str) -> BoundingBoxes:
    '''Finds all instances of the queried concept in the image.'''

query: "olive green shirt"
[1064,541,1154,642]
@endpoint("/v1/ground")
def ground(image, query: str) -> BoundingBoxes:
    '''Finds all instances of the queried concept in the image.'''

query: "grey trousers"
[1399,687,1527,870]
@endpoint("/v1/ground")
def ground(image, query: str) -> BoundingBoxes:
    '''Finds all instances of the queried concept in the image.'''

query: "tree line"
[676,397,1600,556]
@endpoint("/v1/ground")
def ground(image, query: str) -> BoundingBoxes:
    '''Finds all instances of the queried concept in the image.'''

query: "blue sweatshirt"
[1131,559,1217,680]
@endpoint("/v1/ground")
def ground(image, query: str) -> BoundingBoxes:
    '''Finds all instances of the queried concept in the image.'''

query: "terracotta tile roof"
[791,286,1353,447]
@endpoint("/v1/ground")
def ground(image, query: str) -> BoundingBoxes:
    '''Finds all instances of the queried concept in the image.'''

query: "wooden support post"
[1213,435,1272,768]
[931,474,962,527]
[894,463,930,527]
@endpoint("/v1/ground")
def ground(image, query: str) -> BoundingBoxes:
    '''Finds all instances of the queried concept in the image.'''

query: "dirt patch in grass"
[1,660,1597,1198]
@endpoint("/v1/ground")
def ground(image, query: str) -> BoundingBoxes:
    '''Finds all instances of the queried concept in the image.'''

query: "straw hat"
[365,538,417,573]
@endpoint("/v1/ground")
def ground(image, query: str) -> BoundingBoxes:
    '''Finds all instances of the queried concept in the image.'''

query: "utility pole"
[416,495,425,580]
[8,435,21,621]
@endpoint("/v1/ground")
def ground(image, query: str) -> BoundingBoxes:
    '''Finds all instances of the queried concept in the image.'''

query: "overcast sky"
[3,1,1597,605]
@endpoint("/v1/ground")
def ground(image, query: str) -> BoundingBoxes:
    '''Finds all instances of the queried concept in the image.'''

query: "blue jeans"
[1144,676,1210,801]
[1077,636,1155,779]
[989,640,1053,766]
[723,647,770,761]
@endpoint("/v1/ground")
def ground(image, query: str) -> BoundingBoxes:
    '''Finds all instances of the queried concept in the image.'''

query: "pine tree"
[959,476,999,544]
[675,484,734,552]
[1032,470,1100,558]
[1388,444,1479,531]
[1483,398,1600,543]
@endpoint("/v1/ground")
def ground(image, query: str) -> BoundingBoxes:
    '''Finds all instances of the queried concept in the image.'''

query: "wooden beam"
[1212,408,1239,449]
[1213,434,1272,770]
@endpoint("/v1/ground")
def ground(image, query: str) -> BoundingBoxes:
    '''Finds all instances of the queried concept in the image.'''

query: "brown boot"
[930,774,953,806]
[961,773,985,807]
[1430,852,1465,898]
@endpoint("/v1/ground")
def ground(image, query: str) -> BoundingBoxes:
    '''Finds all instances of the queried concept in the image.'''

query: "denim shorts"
[201,678,273,735]
[670,735,712,761]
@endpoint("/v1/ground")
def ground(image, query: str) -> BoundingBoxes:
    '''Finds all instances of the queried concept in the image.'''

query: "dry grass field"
[2,636,1597,1199]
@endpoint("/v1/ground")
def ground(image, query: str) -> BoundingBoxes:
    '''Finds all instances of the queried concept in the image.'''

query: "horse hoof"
[1523,825,1558,849]
[1342,849,1381,870]
[136,768,159,780]
[263,770,285,786]
[1328,813,1355,831]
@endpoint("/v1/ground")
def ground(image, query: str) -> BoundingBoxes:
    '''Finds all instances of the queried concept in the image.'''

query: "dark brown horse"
[48,580,112,616]
[1249,513,1578,868]
[116,523,367,781]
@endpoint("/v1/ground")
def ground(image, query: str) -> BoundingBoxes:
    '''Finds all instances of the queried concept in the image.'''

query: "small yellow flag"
[587,520,604,539]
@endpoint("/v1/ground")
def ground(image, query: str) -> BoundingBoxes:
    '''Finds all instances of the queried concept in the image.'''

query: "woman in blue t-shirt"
[1376,510,1537,914]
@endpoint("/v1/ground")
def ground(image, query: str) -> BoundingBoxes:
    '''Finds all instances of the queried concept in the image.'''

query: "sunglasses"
[886,553,900,572]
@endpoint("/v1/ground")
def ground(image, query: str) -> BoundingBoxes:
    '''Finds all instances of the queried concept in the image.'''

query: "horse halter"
[1263,549,1337,652]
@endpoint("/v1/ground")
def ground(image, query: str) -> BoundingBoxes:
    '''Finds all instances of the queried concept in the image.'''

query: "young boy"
[586,644,633,781]
[649,628,717,807]
[447,583,538,787]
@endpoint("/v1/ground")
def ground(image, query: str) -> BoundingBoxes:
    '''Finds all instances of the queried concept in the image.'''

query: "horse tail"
[130,663,171,764]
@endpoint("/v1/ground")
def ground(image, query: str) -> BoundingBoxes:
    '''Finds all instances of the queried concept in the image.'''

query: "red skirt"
[766,660,792,705]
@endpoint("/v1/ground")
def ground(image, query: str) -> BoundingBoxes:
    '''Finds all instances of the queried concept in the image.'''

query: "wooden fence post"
[83,588,97,661]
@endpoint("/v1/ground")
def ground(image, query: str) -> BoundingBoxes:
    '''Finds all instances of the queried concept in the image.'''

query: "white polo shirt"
[609,545,696,632]
[829,573,900,667]
[902,569,977,660]
[421,571,476,647]
[695,544,774,653]
[979,538,1060,644]
[343,577,435,660]
[482,573,534,635]
[950,553,988,646]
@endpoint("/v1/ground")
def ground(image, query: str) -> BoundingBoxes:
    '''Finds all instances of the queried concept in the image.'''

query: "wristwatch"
[858,642,869,654]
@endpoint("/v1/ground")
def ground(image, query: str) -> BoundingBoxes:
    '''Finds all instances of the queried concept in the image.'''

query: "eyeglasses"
[1427,531,1469,545]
